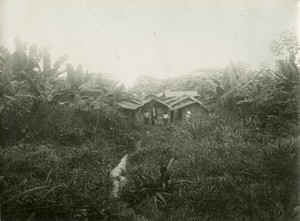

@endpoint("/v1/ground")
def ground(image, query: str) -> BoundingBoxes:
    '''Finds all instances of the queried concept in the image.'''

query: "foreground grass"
[123,123,299,220]
[1,120,299,220]
[0,141,131,220]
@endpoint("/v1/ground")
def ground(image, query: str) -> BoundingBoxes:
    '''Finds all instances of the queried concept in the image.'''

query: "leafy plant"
[122,158,191,209]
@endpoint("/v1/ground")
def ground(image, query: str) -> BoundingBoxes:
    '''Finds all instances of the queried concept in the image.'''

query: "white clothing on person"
[186,111,191,122]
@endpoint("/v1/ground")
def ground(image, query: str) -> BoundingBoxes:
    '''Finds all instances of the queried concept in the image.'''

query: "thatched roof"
[138,98,173,109]
[116,100,141,110]
[117,90,208,112]
[155,90,200,98]
[166,95,191,106]
[172,96,209,113]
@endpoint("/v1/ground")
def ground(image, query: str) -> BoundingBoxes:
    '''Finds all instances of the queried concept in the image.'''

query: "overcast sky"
[0,0,299,86]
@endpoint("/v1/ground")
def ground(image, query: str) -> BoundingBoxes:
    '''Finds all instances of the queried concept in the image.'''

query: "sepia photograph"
[0,0,299,220]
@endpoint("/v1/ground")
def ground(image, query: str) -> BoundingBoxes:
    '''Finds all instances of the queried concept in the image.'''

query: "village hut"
[117,90,209,125]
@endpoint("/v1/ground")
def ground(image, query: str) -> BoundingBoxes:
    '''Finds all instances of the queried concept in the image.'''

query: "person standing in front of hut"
[163,112,169,126]
[152,108,156,125]
[144,111,150,125]
[186,111,192,125]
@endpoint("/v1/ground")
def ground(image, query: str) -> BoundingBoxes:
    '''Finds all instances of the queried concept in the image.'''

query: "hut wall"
[141,100,169,125]
[173,109,182,121]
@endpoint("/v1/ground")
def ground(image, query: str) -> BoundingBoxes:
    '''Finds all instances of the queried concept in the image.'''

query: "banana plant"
[66,63,84,90]
[0,59,14,95]
[209,62,257,101]
[130,158,191,208]
[0,37,69,103]
[42,50,68,81]
[44,62,93,106]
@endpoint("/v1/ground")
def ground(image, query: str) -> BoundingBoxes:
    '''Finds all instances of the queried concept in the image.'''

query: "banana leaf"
[43,50,51,74]
[2,60,14,94]
[49,54,68,75]
[66,63,76,88]
[155,192,166,204]
[76,64,84,86]
[3,186,49,205]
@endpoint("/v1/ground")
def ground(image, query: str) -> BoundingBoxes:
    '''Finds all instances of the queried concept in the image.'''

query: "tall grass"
[122,118,299,220]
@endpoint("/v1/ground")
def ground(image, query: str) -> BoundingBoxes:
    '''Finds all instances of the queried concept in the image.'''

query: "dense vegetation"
[0,30,299,221]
